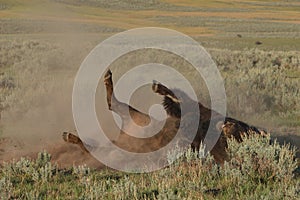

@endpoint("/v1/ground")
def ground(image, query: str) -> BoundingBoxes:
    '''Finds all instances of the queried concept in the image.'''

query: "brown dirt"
[0,136,104,169]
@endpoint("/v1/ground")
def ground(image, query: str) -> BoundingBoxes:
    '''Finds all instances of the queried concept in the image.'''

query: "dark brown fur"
[152,81,266,143]
[152,81,228,162]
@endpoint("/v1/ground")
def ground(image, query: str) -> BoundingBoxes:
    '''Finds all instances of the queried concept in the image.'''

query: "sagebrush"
[0,135,298,199]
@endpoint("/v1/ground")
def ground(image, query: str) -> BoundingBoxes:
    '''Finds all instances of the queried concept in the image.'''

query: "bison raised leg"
[104,69,150,127]
[152,80,215,121]
[152,81,181,118]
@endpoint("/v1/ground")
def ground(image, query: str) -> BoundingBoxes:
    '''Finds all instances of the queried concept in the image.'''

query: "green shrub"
[0,135,298,199]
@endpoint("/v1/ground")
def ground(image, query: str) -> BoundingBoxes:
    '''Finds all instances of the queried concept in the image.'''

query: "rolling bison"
[63,69,266,164]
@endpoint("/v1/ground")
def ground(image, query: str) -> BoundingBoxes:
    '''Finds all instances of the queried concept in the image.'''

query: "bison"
[63,69,266,164]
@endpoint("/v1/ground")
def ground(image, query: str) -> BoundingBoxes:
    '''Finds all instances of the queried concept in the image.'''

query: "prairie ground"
[0,0,299,199]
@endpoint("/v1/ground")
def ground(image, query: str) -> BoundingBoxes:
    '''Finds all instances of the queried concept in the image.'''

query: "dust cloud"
[0,3,111,168]
[0,3,176,168]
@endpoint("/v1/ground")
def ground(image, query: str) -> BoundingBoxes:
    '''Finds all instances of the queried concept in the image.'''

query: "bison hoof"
[62,132,70,142]
[104,69,112,79]
[152,80,160,92]
[104,69,112,85]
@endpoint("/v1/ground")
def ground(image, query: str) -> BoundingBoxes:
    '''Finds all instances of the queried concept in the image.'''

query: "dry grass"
[0,0,299,37]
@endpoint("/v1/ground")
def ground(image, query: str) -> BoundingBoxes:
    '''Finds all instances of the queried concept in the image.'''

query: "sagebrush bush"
[0,40,58,111]
[0,135,298,199]
[210,48,300,125]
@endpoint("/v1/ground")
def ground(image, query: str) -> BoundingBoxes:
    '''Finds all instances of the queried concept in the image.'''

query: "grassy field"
[1,135,299,199]
[0,0,299,199]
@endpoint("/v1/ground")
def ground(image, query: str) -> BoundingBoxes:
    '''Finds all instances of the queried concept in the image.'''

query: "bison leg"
[104,69,150,127]
[62,132,90,153]
[104,69,132,116]
[152,81,181,118]
[152,80,180,103]
[103,69,115,111]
